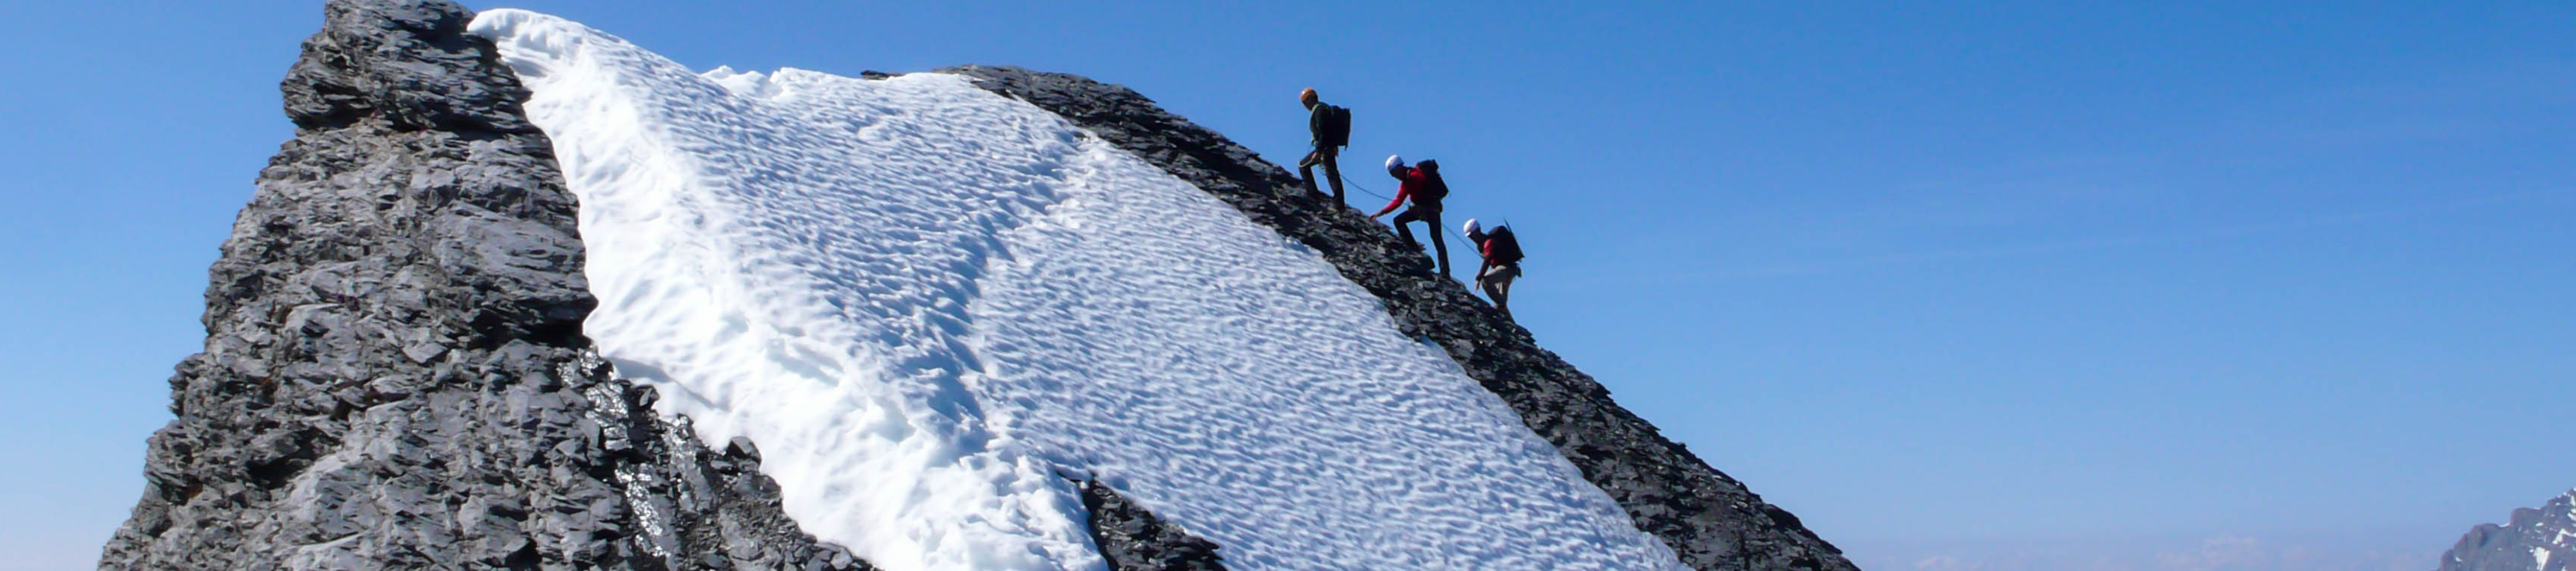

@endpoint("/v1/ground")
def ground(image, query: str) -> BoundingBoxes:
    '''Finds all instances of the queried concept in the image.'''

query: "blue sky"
[3,1,2570,569]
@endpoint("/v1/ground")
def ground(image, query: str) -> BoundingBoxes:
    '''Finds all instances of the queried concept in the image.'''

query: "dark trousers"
[1391,205,1449,277]
[1299,146,1344,202]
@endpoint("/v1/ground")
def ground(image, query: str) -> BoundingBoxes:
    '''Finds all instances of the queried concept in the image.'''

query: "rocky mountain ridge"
[939,65,1856,571]
[2439,489,2576,571]
[102,0,1848,569]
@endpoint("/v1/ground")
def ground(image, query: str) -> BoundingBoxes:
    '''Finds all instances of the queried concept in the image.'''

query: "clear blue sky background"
[3,2,2569,569]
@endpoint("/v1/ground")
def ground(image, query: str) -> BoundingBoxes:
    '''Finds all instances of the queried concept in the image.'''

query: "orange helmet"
[1299,88,1319,105]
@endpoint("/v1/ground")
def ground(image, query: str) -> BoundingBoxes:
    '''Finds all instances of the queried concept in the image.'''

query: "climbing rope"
[1338,174,1393,201]
[1349,172,1473,247]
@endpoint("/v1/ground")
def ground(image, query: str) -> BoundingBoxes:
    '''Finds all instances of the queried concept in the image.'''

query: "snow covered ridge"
[471,9,1686,571]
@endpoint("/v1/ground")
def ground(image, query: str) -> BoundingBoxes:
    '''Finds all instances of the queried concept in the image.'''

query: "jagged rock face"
[944,65,1858,571]
[97,1,863,569]
[2440,490,2576,571]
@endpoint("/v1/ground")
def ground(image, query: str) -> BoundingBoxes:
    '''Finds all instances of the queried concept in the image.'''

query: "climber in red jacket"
[1370,155,1451,277]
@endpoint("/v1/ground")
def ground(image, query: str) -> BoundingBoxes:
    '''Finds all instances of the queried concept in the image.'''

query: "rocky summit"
[101,0,1852,569]
[96,1,866,569]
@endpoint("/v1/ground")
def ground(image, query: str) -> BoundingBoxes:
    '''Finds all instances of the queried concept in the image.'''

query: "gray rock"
[99,1,864,569]
[2438,489,2576,571]
[1078,478,1226,570]
[943,65,1859,571]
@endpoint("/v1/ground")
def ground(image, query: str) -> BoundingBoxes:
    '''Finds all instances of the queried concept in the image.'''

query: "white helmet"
[1462,219,1482,236]
[1384,154,1406,174]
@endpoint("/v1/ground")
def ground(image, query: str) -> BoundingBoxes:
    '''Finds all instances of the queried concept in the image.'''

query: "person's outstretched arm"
[1370,173,1413,217]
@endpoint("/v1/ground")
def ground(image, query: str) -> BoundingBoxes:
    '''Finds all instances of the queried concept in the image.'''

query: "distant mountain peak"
[2438,489,2576,571]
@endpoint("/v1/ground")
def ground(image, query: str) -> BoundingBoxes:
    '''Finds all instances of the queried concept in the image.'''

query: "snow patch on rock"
[471,9,1681,571]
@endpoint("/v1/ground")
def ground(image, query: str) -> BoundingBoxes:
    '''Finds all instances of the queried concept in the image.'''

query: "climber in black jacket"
[1297,88,1351,203]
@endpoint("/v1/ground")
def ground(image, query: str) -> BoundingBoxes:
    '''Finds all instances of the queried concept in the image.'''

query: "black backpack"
[1485,226,1523,264]
[1319,104,1352,148]
[1414,159,1449,202]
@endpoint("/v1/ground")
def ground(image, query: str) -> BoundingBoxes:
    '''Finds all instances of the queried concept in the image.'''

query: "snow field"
[473,9,1683,571]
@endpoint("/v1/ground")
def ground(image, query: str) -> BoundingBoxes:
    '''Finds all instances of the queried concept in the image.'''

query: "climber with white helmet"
[1462,218,1523,319]
[1297,88,1352,202]
[1371,154,1453,277]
